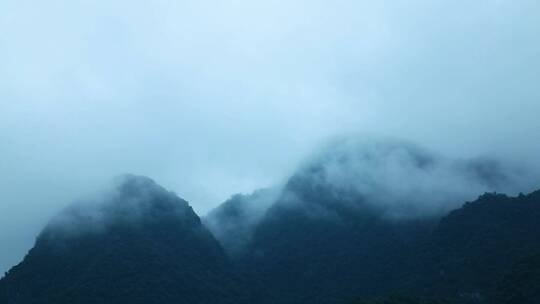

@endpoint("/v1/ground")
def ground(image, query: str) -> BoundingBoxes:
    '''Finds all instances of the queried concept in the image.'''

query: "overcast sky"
[1,0,539,274]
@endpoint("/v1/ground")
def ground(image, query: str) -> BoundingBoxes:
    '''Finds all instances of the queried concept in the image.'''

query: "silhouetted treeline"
[2,175,540,303]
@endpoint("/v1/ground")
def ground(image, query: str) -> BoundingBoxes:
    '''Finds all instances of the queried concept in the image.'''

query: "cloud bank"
[284,137,540,220]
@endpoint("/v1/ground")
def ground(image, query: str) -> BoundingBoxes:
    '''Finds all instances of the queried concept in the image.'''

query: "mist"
[1,0,540,274]
[282,137,540,220]
[204,187,281,257]
[40,175,193,242]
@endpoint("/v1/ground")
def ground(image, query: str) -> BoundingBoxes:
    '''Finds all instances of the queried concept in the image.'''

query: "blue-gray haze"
[1,0,540,275]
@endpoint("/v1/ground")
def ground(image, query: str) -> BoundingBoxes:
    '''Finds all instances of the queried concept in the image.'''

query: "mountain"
[203,188,279,258]
[240,144,440,303]
[413,190,540,303]
[0,175,247,304]
[495,252,540,303]
[218,140,540,303]
[239,185,540,303]
[351,297,454,304]
[2,140,540,303]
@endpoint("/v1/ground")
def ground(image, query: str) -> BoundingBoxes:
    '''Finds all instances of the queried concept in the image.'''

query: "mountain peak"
[40,174,197,242]
[0,175,247,304]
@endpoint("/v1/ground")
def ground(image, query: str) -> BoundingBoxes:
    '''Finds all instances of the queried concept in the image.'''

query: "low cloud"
[41,175,193,241]
[204,188,281,257]
[280,137,540,220]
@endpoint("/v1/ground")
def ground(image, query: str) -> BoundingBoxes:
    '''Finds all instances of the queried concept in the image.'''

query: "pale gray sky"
[1,0,539,274]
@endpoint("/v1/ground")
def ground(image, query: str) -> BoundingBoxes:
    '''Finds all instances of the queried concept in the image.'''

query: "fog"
[40,175,193,242]
[204,187,281,257]
[1,0,540,274]
[285,137,540,219]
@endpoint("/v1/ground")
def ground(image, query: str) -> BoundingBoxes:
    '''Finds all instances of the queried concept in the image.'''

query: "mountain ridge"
[2,138,540,304]
[0,175,248,304]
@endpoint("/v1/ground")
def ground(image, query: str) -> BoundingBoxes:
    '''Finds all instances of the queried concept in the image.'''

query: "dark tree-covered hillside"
[0,175,248,304]
[351,296,454,304]
[3,173,540,304]
[413,191,540,302]
[494,252,540,303]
